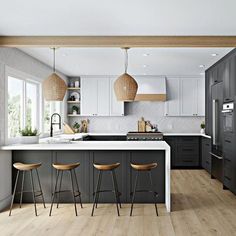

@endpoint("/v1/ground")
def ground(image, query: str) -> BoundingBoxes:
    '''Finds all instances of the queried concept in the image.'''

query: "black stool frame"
[49,169,83,216]
[91,169,121,216]
[9,169,46,216]
[130,170,158,216]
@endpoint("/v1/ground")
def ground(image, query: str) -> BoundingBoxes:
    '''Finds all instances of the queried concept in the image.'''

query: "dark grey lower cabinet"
[12,151,53,203]
[201,138,212,174]
[12,150,165,204]
[164,136,200,168]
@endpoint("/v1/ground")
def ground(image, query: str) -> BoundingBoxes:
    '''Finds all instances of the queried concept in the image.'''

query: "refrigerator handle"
[212,99,218,146]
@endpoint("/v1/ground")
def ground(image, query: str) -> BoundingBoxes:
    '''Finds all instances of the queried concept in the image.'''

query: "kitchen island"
[0,140,171,212]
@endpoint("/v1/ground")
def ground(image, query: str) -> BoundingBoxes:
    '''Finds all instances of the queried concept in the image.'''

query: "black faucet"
[50,113,62,137]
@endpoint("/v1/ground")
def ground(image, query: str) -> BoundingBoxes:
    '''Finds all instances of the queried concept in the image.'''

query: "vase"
[200,128,205,134]
[21,136,39,144]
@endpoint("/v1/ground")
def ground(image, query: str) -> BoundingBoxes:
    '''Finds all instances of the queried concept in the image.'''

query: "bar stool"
[130,163,158,216]
[9,162,46,216]
[49,162,83,216]
[91,163,121,216]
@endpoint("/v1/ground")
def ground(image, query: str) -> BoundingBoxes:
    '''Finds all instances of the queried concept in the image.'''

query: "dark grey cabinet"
[12,150,166,204]
[201,137,212,174]
[12,151,53,203]
[223,55,236,102]
[164,136,200,168]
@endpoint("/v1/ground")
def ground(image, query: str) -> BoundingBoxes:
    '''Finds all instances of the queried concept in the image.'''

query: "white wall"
[70,101,204,133]
[0,47,68,145]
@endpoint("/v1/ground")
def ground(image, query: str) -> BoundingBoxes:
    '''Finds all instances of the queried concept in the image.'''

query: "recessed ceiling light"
[143,65,148,68]
[199,64,205,68]
[143,53,150,57]
[211,53,218,57]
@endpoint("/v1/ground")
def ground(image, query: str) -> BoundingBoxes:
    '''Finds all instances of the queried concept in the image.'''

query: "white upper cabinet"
[180,78,198,116]
[97,78,110,116]
[197,78,205,116]
[81,77,98,116]
[110,77,124,116]
[165,77,205,117]
[81,77,124,116]
[165,78,180,116]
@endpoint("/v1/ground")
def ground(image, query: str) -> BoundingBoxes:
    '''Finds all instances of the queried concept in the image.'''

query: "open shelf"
[67,101,80,104]
[67,114,81,117]
[67,87,80,90]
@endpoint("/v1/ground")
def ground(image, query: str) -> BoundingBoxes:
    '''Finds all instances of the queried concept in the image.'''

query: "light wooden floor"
[0,170,236,236]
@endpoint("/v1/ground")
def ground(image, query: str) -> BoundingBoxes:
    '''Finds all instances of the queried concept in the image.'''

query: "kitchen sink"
[82,135,127,141]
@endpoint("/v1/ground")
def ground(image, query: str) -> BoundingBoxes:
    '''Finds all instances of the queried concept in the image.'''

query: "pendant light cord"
[124,48,128,73]
[53,47,56,73]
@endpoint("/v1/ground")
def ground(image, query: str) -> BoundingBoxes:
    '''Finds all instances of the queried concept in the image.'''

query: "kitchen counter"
[0,140,171,213]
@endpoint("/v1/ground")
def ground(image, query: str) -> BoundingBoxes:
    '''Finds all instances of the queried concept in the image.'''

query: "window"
[44,101,61,133]
[6,67,63,142]
[7,72,40,140]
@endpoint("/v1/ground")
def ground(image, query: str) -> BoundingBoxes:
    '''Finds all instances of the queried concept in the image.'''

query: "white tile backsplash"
[70,102,205,133]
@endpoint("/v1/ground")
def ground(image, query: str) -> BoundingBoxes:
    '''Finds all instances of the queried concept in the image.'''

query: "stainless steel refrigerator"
[211,82,223,181]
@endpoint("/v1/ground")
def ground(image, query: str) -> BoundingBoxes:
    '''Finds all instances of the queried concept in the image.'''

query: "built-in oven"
[222,102,234,133]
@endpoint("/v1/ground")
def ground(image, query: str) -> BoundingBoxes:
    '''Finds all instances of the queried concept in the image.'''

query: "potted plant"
[200,121,205,134]
[73,122,80,133]
[72,105,79,115]
[20,127,39,144]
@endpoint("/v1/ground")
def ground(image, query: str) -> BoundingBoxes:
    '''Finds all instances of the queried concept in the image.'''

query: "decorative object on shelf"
[20,127,39,144]
[63,122,75,134]
[114,47,138,101]
[72,105,79,115]
[70,91,80,101]
[73,122,81,133]
[138,117,146,132]
[43,48,67,101]
[145,121,152,132]
[80,119,89,133]
[74,79,80,88]
[69,81,75,87]
[200,121,205,134]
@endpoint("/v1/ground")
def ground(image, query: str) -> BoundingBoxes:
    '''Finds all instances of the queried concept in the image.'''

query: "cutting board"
[138,117,146,132]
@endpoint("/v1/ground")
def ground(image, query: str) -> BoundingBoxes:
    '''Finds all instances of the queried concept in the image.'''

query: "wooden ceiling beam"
[0,36,236,47]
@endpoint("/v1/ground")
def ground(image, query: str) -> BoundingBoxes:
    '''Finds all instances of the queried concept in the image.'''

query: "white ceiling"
[20,47,233,76]
[1,0,236,35]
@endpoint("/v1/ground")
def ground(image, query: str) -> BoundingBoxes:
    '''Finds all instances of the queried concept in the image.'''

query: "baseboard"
[0,195,11,212]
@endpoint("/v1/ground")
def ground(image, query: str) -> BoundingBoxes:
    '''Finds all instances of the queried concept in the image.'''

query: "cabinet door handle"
[224,176,231,181]
[225,140,231,143]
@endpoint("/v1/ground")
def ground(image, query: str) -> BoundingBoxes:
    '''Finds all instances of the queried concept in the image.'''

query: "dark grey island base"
[12,150,165,204]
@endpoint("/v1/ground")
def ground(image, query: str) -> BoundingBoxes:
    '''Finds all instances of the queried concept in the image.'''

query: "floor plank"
[0,170,236,236]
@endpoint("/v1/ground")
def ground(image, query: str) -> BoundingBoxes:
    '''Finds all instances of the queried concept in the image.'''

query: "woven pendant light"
[43,48,67,101]
[114,48,138,101]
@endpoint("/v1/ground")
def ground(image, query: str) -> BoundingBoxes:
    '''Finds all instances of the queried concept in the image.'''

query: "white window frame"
[5,67,41,144]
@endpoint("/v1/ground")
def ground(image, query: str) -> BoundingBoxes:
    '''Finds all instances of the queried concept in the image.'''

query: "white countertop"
[0,141,170,151]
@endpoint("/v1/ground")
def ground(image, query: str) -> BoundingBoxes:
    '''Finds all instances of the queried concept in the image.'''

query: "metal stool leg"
[113,170,122,208]
[69,170,78,216]
[30,170,38,216]
[56,170,63,208]
[9,170,20,216]
[149,171,158,216]
[95,171,103,209]
[49,170,60,216]
[73,169,83,208]
[130,171,139,216]
[19,171,25,208]
[36,169,46,209]
[91,170,102,216]
[111,170,120,216]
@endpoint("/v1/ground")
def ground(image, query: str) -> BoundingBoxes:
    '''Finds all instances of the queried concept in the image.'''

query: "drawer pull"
[209,152,223,160]
[225,140,231,143]
[224,176,231,181]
